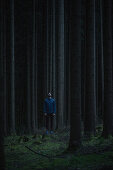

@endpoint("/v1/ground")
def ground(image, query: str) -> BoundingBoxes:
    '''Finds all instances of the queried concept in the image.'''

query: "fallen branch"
[25,146,51,159]
[25,146,66,159]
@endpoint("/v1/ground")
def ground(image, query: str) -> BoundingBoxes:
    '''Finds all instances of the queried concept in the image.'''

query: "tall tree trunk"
[0,65,5,168]
[52,0,56,100]
[35,17,38,130]
[100,0,104,122]
[52,0,56,129]
[96,0,104,123]
[10,0,15,133]
[50,0,53,93]
[64,0,70,127]
[36,0,46,128]
[0,59,5,169]
[27,32,31,133]
[46,0,52,93]
[84,0,96,137]
[112,0,113,136]
[69,0,82,150]
[0,0,5,168]
[32,0,36,133]
[46,0,49,95]
[102,0,113,138]
[57,0,65,129]
[3,0,7,136]
[81,0,86,127]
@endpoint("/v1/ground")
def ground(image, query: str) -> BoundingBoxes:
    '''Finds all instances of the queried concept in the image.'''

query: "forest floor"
[5,128,113,170]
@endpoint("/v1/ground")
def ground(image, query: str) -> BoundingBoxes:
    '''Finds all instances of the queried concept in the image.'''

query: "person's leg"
[50,114,54,133]
[46,115,49,134]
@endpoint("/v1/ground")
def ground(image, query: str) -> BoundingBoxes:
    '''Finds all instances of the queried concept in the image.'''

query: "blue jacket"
[44,98,56,114]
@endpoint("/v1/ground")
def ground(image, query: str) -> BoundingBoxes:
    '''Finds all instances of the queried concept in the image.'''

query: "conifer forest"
[0,0,113,169]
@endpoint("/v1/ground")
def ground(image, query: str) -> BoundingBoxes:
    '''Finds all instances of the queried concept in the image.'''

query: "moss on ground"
[4,129,113,170]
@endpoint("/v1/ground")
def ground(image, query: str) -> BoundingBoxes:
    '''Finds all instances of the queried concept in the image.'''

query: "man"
[44,92,56,134]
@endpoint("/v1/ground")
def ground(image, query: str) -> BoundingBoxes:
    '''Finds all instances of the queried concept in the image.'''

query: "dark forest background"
[0,0,113,169]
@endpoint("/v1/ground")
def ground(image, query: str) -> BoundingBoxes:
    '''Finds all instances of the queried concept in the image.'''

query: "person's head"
[48,92,52,98]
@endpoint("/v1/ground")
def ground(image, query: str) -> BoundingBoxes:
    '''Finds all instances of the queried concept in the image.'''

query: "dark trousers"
[45,114,54,131]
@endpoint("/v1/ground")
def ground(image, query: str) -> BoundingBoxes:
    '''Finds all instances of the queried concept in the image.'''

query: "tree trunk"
[27,33,31,133]
[3,0,7,136]
[81,0,86,127]
[52,0,56,130]
[35,16,38,130]
[69,0,82,150]
[32,0,36,133]
[0,75,5,168]
[10,0,15,133]
[64,0,70,127]
[84,0,96,137]
[102,0,113,138]
[50,0,53,93]
[96,0,104,123]
[46,0,52,93]
[57,0,65,129]
[36,0,46,128]
[0,61,5,169]
[46,0,49,95]
[0,1,5,167]
[100,0,104,123]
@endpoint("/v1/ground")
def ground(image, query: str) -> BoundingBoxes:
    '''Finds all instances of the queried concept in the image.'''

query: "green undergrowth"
[5,129,113,170]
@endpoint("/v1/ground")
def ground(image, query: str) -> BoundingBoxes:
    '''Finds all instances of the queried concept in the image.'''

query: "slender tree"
[45,0,52,94]
[81,0,86,125]
[69,0,82,149]
[3,0,7,135]
[46,0,49,95]
[52,0,57,129]
[96,0,104,123]
[27,32,31,133]
[32,0,36,133]
[0,70,5,169]
[84,0,96,137]
[64,0,70,127]
[36,0,46,128]
[102,0,113,137]
[10,0,15,133]
[0,0,5,167]
[35,12,38,130]
[52,0,56,101]
[100,0,104,122]
[57,0,65,129]
[0,73,5,168]
[50,0,53,93]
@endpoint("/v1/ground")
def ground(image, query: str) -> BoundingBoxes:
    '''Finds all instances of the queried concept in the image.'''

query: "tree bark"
[69,0,82,150]
[102,0,113,138]
[84,0,96,137]
[32,0,36,133]
[52,0,56,130]
[64,0,70,127]
[0,0,5,167]
[81,0,86,126]
[3,0,7,136]
[10,0,15,133]
[57,0,65,129]
[35,16,38,130]
[27,33,31,133]
[46,0,49,95]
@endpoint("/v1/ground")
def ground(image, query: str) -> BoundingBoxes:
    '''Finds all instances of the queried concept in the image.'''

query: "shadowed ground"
[5,128,113,170]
